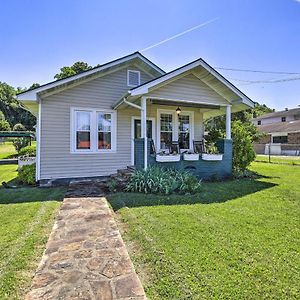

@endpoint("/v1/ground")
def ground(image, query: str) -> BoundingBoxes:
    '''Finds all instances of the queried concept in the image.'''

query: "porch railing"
[134,138,233,179]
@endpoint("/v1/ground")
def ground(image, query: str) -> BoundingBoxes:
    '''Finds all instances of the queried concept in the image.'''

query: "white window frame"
[127,70,141,87]
[157,109,194,152]
[70,107,117,154]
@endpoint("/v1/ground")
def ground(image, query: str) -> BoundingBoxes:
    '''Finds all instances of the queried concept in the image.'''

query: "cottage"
[17,52,254,184]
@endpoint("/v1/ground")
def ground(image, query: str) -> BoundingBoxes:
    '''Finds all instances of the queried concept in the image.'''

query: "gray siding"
[40,66,151,179]
[148,73,229,105]
[40,68,223,180]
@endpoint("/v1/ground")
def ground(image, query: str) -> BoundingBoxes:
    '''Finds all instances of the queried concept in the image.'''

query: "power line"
[228,76,300,84]
[215,67,300,75]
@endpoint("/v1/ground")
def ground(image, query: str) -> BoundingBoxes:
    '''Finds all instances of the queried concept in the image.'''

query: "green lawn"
[110,163,300,299]
[256,154,300,165]
[0,142,17,159]
[0,165,66,300]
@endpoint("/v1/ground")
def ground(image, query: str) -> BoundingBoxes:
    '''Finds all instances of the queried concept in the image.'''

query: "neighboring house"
[17,52,254,184]
[253,107,300,155]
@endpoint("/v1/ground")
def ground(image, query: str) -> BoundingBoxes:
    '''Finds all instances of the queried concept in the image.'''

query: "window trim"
[70,107,117,154]
[156,109,194,152]
[127,70,141,87]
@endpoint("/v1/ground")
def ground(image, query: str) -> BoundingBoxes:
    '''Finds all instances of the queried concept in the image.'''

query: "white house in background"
[17,52,254,185]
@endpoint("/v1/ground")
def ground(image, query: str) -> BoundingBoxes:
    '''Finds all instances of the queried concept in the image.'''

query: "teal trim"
[134,138,232,179]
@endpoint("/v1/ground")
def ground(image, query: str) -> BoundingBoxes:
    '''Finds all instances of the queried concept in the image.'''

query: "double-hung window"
[158,110,194,152]
[178,114,190,150]
[160,113,173,150]
[75,111,91,150]
[72,108,116,153]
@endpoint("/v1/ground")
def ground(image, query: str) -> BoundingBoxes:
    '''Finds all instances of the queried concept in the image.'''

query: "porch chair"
[193,140,206,154]
[169,141,180,154]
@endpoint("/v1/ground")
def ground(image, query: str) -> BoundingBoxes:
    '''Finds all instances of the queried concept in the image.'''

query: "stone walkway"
[26,197,146,300]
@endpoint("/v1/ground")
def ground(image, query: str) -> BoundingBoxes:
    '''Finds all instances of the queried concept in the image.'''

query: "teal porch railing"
[134,138,233,179]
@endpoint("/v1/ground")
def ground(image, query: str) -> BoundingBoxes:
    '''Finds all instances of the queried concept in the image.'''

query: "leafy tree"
[13,123,26,131]
[54,61,93,80]
[28,83,40,90]
[0,82,36,130]
[204,103,271,172]
[0,119,11,131]
[0,111,5,121]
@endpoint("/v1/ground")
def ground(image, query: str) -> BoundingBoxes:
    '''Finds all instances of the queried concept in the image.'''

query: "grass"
[0,142,17,159]
[256,154,300,165]
[110,163,300,299]
[0,164,66,300]
[0,141,36,159]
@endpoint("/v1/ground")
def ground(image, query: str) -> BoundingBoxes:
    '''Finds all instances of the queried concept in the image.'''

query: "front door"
[132,118,155,165]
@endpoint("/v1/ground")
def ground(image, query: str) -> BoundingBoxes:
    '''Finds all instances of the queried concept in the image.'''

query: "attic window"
[127,70,140,87]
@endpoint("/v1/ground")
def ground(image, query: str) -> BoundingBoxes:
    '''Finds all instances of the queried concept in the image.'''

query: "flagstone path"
[26,196,146,300]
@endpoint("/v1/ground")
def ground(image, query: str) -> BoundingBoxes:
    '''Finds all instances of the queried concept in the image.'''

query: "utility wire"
[215,67,300,75]
[228,76,300,84]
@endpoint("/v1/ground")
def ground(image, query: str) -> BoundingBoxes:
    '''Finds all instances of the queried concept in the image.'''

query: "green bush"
[13,138,30,152]
[13,123,26,131]
[18,145,36,157]
[126,166,202,195]
[18,164,36,185]
[0,119,11,131]
[232,120,256,172]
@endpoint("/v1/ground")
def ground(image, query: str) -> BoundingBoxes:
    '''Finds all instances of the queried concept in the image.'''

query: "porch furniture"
[193,140,205,154]
[169,141,180,154]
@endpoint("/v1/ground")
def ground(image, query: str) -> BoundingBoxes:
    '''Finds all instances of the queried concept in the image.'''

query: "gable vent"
[127,70,140,87]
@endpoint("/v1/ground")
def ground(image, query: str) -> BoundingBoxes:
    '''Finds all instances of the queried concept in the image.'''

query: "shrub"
[232,120,256,172]
[18,145,36,157]
[126,166,202,195]
[13,123,26,131]
[13,138,30,152]
[0,119,11,131]
[18,163,36,185]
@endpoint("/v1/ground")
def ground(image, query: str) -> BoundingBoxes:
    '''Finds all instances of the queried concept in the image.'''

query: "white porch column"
[141,97,147,169]
[226,105,232,140]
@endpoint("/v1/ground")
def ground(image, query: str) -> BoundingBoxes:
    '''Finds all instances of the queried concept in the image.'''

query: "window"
[98,113,112,150]
[158,110,194,151]
[127,70,140,87]
[160,113,173,150]
[281,117,286,122]
[273,136,288,143]
[178,115,190,149]
[72,109,116,153]
[76,111,91,150]
[257,120,261,125]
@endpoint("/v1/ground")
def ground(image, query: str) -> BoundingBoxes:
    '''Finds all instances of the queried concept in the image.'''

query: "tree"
[0,82,36,130]
[204,102,272,172]
[13,123,26,131]
[0,119,11,131]
[54,61,93,80]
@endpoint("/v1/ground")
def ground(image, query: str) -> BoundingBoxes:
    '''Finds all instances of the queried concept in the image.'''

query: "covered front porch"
[114,58,254,177]
[128,97,233,179]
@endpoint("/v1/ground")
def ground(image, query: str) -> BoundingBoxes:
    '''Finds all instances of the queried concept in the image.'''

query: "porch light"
[176,107,181,115]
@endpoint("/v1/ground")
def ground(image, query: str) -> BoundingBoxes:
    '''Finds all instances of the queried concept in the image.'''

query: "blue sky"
[1,0,300,110]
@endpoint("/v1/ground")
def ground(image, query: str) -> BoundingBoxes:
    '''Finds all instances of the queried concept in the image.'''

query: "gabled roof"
[114,57,254,110]
[127,57,254,108]
[17,52,165,102]
[255,107,300,120]
[258,119,300,134]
